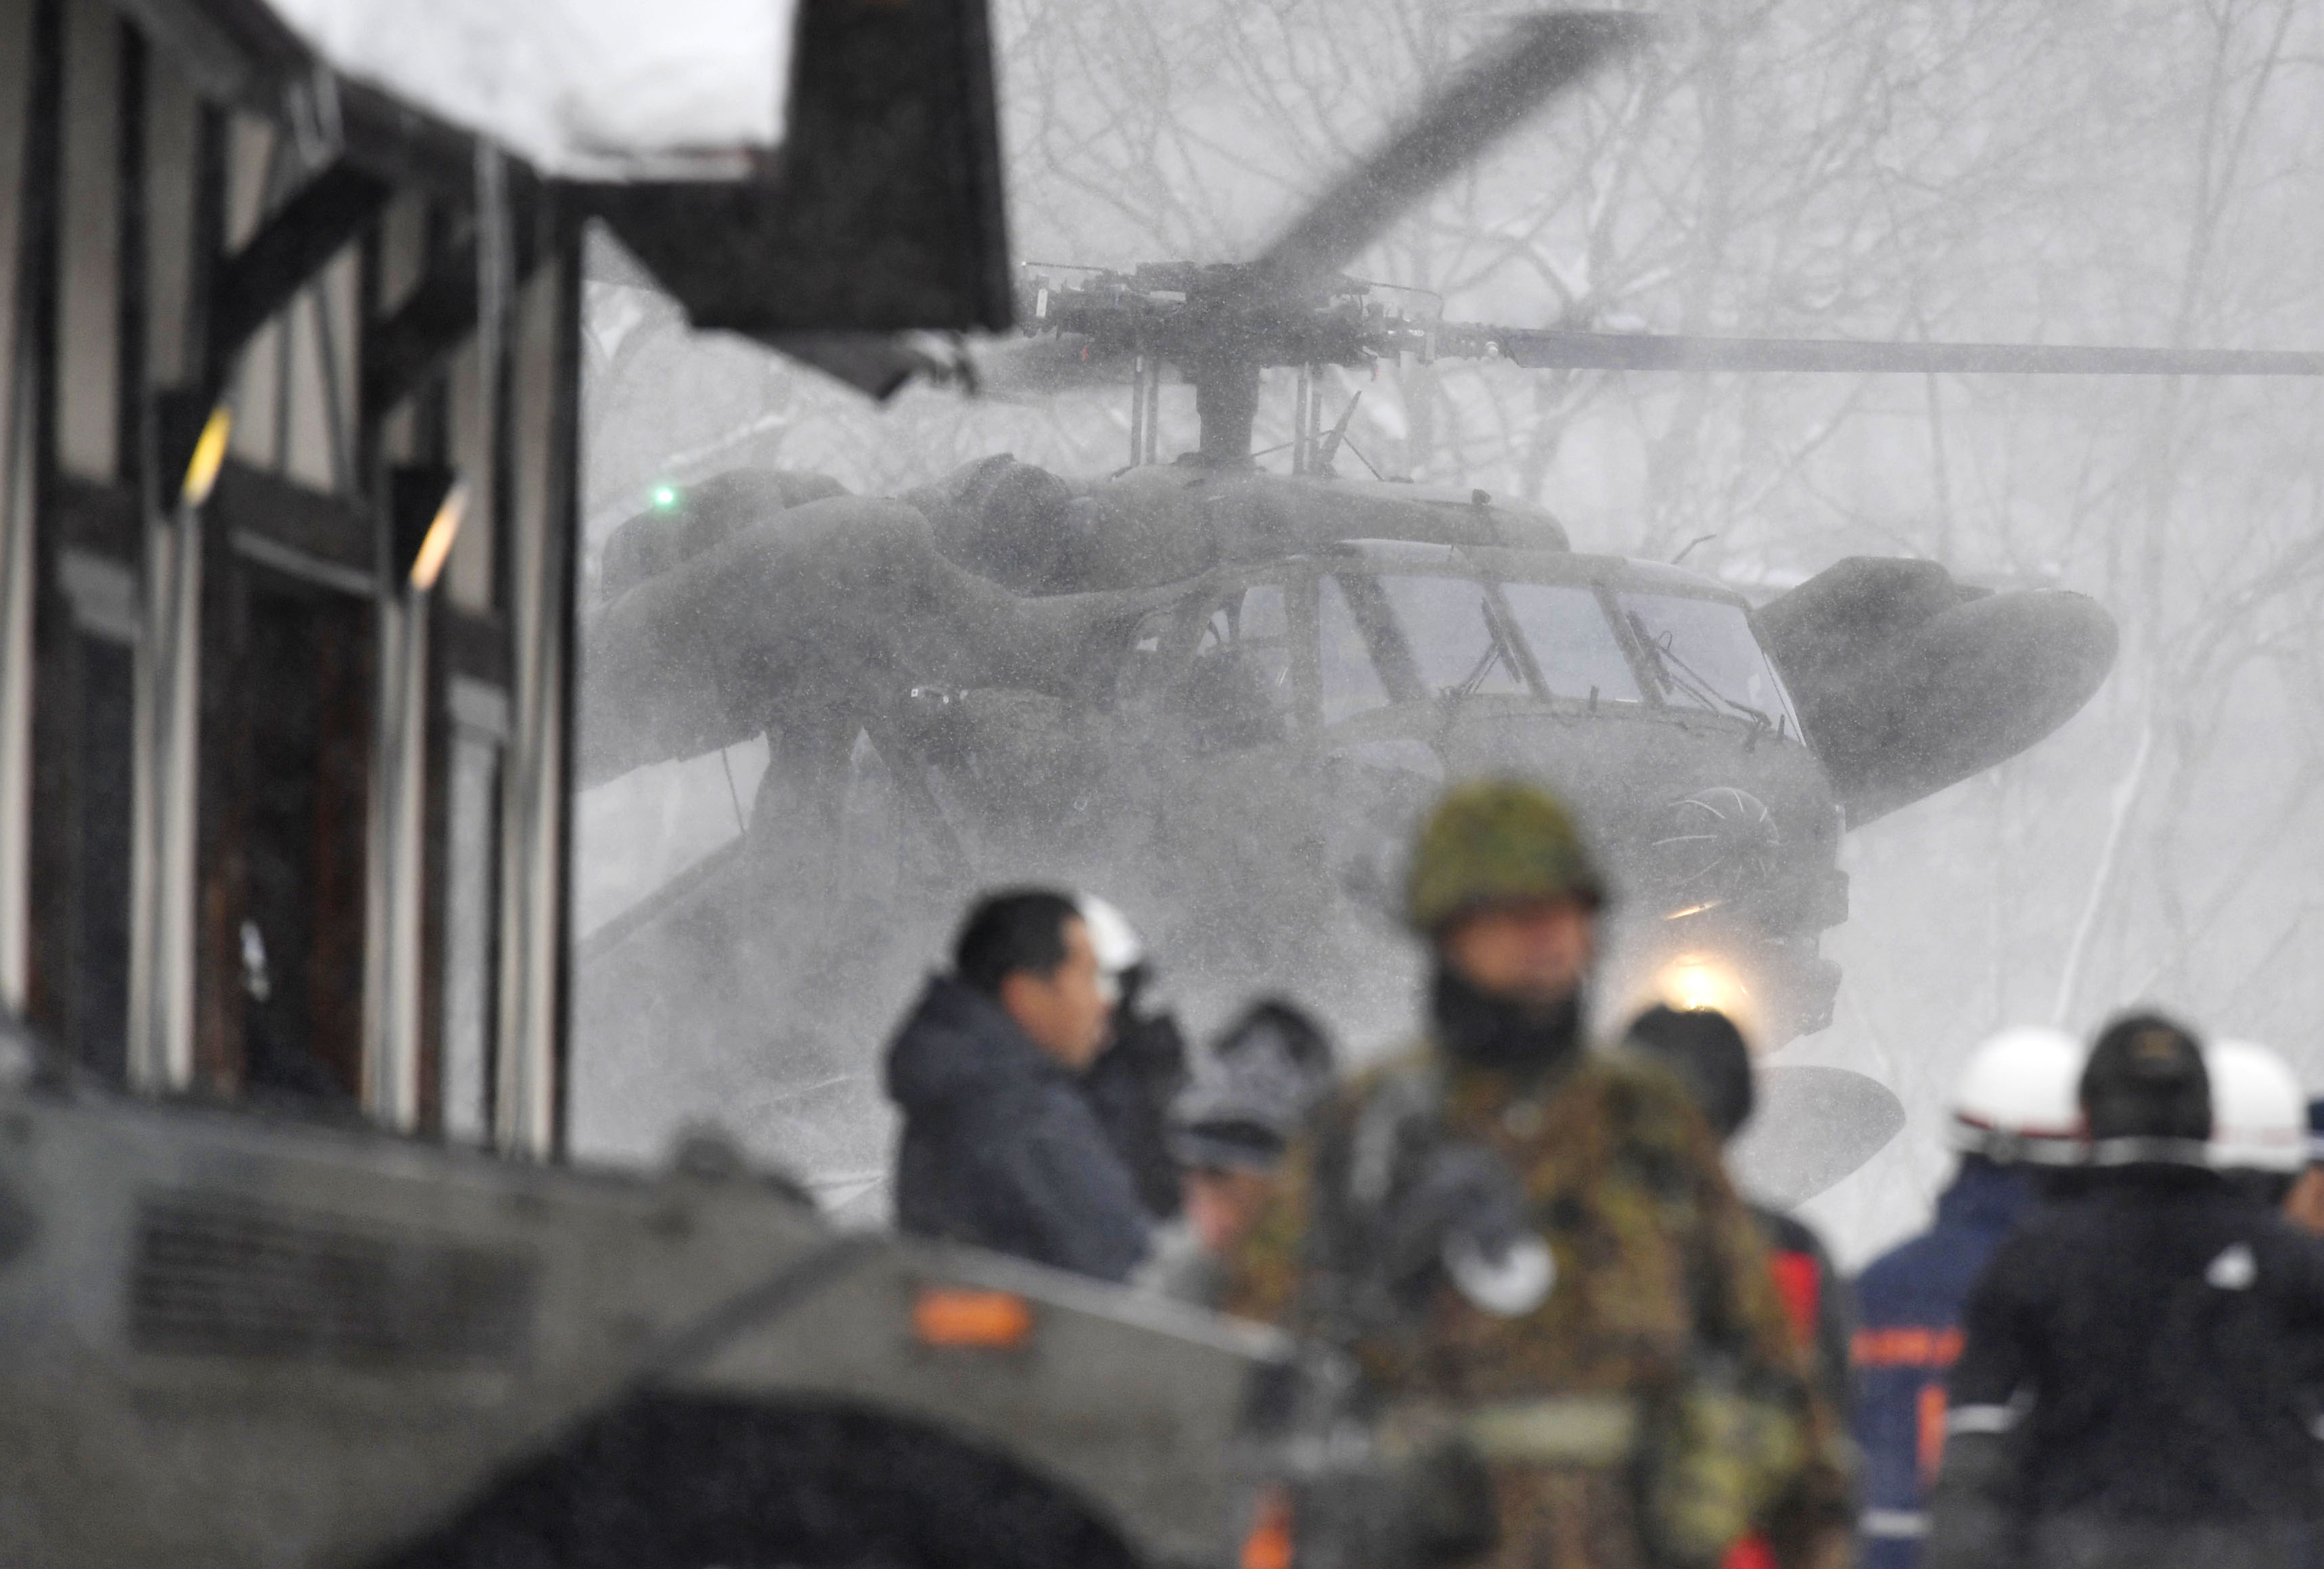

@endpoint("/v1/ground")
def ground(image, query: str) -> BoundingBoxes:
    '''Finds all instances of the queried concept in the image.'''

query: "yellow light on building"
[180,407,232,506]
[407,482,469,593]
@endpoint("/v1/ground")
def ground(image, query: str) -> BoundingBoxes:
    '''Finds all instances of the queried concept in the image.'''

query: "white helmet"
[2205,1039,2306,1175]
[1949,1026,2085,1164]
[1074,894,1145,1007]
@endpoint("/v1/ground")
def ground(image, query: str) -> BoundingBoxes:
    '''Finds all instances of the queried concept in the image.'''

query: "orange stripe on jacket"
[1852,1326,1965,1369]
[1917,1381,1951,1486]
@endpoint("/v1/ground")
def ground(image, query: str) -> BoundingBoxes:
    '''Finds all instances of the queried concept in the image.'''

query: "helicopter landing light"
[1647,953,1759,1042]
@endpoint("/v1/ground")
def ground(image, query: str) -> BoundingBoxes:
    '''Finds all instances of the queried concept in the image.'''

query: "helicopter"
[574,12,2322,1197]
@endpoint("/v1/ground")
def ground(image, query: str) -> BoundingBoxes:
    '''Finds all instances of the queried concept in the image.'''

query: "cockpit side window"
[1618,592,1800,735]
[1116,604,1189,702]
[1195,585,1292,682]
[1319,574,1397,723]
[1175,583,1300,748]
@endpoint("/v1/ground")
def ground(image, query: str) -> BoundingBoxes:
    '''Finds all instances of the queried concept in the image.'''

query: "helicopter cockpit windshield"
[1373,575,1532,701]
[1497,583,1643,703]
[1619,593,1800,735]
[1311,566,1799,738]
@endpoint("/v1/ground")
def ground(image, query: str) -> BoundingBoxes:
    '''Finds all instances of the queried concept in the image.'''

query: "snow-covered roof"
[264,0,797,179]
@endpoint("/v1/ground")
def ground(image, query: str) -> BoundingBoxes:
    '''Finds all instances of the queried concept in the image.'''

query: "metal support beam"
[1126,349,1145,470]
[363,587,425,1127]
[1292,364,1311,475]
[127,493,198,1090]
[0,352,32,1017]
[363,464,457,1129]
[1142,361,1159,464]
[0,0,60,1019]
[201,158,389,403]
[488,155,578,1159]
[361,237,475,417]
[125,98,225,1091]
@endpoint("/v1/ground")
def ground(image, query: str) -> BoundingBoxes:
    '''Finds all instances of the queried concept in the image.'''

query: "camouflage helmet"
[1405,779,1605,933]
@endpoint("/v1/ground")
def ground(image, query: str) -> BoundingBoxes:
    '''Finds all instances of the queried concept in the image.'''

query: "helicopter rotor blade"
[1497,330,2324,377]
[1245,12,1651,306]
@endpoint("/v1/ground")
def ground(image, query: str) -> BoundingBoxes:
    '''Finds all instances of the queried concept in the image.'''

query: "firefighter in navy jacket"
[1850,1027,2084,1568]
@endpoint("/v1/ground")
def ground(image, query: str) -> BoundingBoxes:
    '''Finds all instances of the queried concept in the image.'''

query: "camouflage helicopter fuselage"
[580,458,2117,1049]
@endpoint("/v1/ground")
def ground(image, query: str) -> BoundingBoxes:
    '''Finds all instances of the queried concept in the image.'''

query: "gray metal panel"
[128,1187,537,1361]
[0,1083,825,1566]
[0,1078,1279,1569]
[677,1244,1282,1569]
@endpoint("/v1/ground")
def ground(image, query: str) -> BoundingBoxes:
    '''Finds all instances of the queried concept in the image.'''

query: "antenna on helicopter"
[1311,391,1364,478]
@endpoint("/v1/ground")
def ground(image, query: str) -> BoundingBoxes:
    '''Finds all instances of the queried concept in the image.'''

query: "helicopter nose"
[1648,787,1781,917]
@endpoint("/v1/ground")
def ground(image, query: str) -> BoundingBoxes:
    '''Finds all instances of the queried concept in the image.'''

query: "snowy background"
[568,0,2324,1264]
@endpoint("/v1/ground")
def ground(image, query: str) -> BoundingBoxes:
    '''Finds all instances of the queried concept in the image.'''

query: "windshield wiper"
[1626,611,1772,728]
[1448,601,1524,700]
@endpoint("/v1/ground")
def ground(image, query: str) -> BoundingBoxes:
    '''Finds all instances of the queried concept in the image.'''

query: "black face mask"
[1430,965,1585,1077]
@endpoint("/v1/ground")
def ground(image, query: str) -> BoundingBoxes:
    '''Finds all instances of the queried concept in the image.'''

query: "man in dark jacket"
[1927,1013,2324,1569]
[885,889,1150,1282]
[1849,1026,2083,1569]
[1622,1004,1854,1419]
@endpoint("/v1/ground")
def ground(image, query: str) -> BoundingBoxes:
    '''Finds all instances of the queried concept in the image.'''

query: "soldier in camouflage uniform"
[1224,781,1850,1569]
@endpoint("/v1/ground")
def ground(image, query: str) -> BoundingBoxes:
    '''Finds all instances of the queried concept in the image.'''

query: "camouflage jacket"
[1223,1042,1851,1569]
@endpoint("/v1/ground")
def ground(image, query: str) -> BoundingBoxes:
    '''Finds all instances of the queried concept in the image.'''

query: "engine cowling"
[1755,557,2118,827]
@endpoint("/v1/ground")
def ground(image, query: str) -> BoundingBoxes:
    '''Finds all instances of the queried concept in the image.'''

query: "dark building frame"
[0,0,1010,1153]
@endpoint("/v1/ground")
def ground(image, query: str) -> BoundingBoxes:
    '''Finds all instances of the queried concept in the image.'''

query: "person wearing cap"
[1846,1026,2082,1569]
[1076,894,1194,1222]
[1137,999,1336,1306]
[1926,1013,2324,1569]
[883,888,1150,1282]
[1622,1005,1854,1417]
[1223,779,1849,1569]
